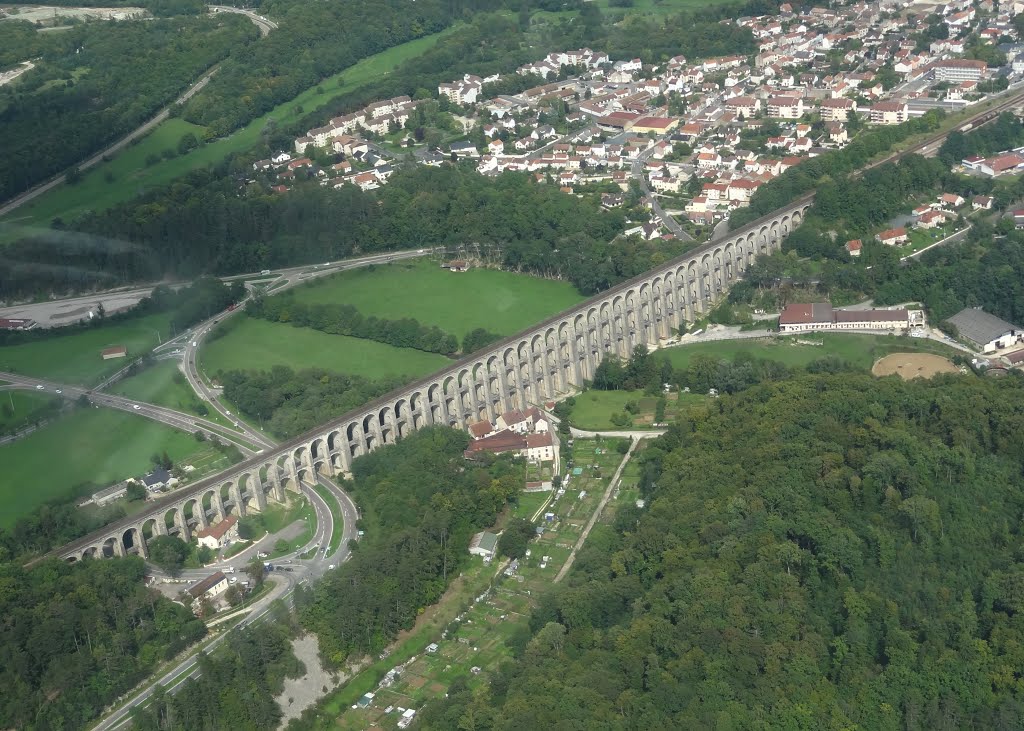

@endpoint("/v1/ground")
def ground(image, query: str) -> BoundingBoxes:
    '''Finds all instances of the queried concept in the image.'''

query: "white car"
[229,577,238,584]
[55,389,62,394]
[35,384,44,390]
[133,405,141,410]
[328,564,336,570]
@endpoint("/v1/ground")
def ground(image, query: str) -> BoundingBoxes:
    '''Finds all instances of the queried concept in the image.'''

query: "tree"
[148,535,191,576]
[246,557,266,586]
[126,482,146,501]
[497,518,535,560]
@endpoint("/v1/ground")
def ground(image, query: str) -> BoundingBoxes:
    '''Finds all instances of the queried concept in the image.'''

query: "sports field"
[0,29,458,230]
[200,317,448,380]
[290,259,584,337]
[0,313,172,385]
[661,333,962,372]
[0,407,203,528]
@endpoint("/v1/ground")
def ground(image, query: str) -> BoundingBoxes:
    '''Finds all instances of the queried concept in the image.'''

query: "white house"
[195,516,238,550]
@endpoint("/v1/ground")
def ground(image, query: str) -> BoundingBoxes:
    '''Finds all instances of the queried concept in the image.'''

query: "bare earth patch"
[872,353,958,380]
[275,634,347,725]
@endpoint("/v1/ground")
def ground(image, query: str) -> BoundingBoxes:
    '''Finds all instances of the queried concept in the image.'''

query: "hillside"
[418,372,1024,730]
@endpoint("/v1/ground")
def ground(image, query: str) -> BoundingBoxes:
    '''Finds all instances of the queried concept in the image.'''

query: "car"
[417,249,425,253]
[229,577,238,584]
[224,566,235,574]
[192,341,198,347]
[260,269,271,275]
[132,405,141,410]
[35,385,44,390]
[55,389,62,394]
[328,564,336,570]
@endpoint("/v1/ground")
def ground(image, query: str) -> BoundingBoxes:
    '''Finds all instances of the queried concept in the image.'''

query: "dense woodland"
[247,294,459,355]
[19,166,650,296]
[131,614,303,731]
[0,15,254,201]
[419,372,1024,730]
[219,366,406,439]
[296,428,521,670]
[0,557,206,731]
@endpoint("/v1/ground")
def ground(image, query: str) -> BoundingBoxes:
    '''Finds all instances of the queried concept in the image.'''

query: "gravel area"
[276,634,347,726]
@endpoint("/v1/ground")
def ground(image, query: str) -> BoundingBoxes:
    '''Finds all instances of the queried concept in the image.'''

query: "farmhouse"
[946,308,1023,353]
[875,227,908,246]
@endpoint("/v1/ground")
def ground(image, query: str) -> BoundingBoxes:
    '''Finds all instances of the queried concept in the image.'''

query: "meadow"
[0,313,173,385]
[0,28,457,231]
[289,259,584,338]
[199,317,448,380]
[0,407,203,527]
[0,390,60,433]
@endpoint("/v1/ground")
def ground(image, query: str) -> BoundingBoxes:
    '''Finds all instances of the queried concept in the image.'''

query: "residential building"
[818,97,856,121]
[195,515,238,550]
[186,571,229,612]
[869,101,908,125]
[846,239,862,256]
[766,95,805,119]
[930,59,988,83]
[876,227,908,246]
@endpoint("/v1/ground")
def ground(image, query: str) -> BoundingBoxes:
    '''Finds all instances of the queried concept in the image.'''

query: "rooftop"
[946,308,1021,347]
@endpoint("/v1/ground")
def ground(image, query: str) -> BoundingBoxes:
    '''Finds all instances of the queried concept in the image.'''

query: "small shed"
[101,345,127,360]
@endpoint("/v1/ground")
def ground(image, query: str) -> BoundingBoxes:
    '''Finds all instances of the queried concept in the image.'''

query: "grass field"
[200,317,448,379]
[290,259,584,338]
[0,390,60,432]
[0,406,203,528]
[109,360,235,428]
[0,29,457,230]
[0,313,172,385]
[569,389,704,430]
[662,333,963,372]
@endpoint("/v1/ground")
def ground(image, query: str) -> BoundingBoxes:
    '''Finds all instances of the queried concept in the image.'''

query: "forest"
[418,372,1024,730]
[219,366,406,439]
[0,557,207,731]
[130,612,303,731]
[0,15,254,200]
[21,166,643,296]
[297,427,521,668]
[247,294,459,356]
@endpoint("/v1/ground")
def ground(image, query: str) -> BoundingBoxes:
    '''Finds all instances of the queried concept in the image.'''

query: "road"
[631,144,693,241]
[0,67,220,220]
[0,372,263,451]
[208,5,277,35]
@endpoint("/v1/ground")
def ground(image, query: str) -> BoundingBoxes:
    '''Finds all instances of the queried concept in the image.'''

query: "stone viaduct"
[55,196,812,563]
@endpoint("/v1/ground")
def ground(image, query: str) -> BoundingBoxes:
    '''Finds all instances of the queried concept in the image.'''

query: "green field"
[200,317,448,379]
[0,390,61,432]
[1,29,458,230]
[662,333,963,371]
[569,389,704,430]
[0,313,172,385]
[0,406,203,528]
[290,259,585,338]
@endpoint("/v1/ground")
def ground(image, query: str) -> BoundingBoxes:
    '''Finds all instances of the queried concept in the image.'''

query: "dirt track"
[872,353,958,380]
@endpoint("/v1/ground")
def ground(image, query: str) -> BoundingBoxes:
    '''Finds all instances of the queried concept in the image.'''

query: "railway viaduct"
[54,196,813,562]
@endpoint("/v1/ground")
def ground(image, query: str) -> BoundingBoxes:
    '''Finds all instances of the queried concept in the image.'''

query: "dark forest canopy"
[0,15,254,201]
[0,557,206,731]
[7,166,662,297]
[418,372,1024,730]
[297,427,521,668]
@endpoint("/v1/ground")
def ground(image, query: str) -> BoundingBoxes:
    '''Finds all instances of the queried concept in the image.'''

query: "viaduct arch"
[51,197,812,563]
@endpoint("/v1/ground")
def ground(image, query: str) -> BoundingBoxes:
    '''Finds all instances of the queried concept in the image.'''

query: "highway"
[208,5,277,35]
